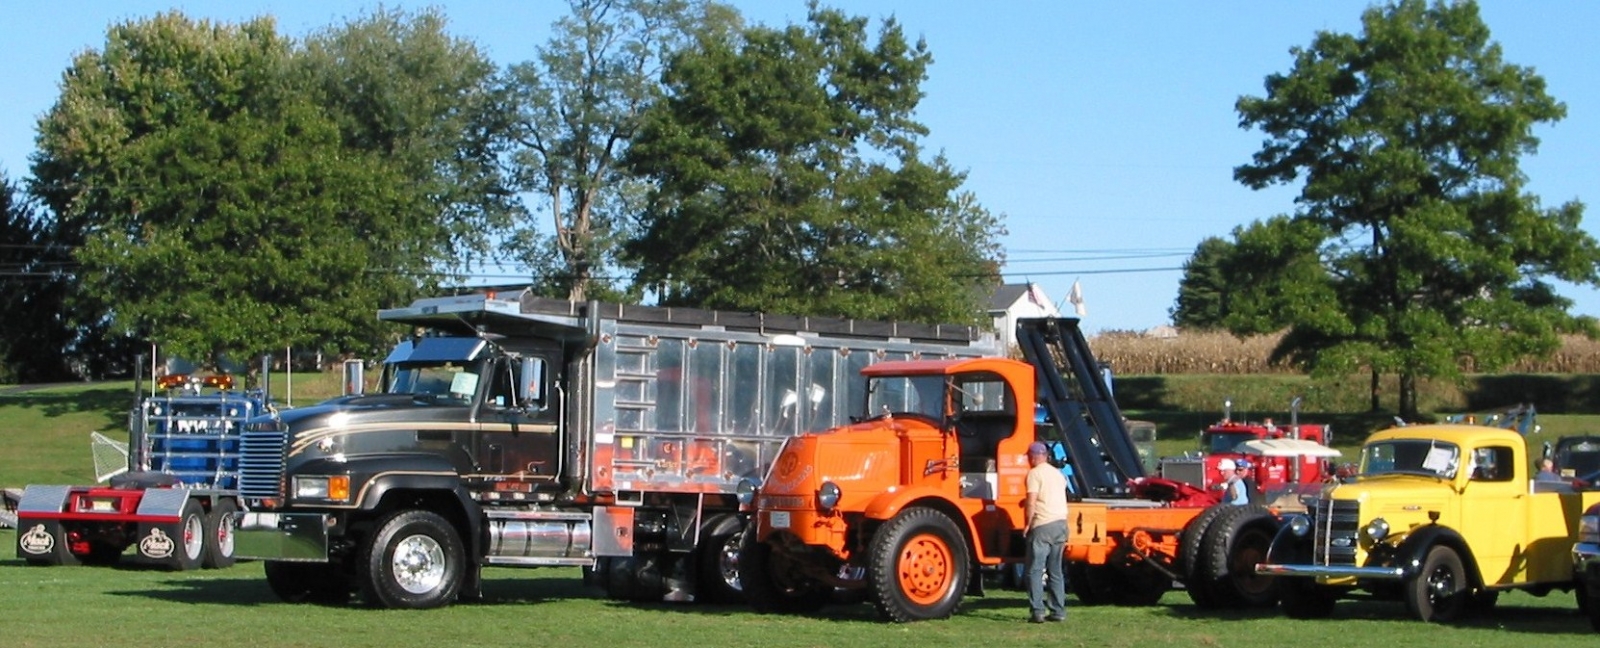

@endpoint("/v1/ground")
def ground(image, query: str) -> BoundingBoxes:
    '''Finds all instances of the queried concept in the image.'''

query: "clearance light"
[157,374,190,390]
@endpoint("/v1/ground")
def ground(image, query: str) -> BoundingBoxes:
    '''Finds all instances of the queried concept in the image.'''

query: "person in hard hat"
[1218,458,1251,505]
[1024,441,1069,623]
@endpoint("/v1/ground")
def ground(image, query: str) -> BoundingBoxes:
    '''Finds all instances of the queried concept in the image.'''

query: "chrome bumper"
[1255,563,1406,580]
[234,511,330,561]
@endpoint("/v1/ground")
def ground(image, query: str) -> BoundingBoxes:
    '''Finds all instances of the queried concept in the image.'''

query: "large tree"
[1232,0,1600,418]
[29,11,505,363]
[0,172,77,381]
[622,4,1003,324]
[501,0,734,301]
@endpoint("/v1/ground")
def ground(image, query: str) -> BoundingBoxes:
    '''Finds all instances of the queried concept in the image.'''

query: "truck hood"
[272,393,453,425]
[760,417,940,509]
[1328,475,1456,526]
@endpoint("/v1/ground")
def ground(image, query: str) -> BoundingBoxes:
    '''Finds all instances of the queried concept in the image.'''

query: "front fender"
[1264,513,1315,565]
[1391,525,1479,584]
[862,485,955,522]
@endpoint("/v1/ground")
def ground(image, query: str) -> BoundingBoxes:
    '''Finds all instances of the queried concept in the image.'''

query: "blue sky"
[4,1,1597,333]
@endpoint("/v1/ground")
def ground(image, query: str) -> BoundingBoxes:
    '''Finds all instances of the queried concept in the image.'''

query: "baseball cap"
[1027,442,1048,455]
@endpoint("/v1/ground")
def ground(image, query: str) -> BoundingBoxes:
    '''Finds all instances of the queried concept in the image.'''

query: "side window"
[1470,446,1514,482]
[487,361,515,409]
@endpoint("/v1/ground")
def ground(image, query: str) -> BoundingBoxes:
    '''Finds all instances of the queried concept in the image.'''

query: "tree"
[29,11,506,363]
[501,0,734,302]
[0,172,76,381]
[1171,237,1235,330]
[621,4,1003,324]
[1232,0,1600,418]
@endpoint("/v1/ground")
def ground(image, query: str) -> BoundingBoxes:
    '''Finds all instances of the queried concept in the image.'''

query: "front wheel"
[358,510,465,609]
[867,507,970,622]
[1405,546,1467,622]
[696,517,745,604]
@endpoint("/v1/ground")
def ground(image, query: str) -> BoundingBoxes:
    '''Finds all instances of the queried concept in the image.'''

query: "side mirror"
[519,357,546,408]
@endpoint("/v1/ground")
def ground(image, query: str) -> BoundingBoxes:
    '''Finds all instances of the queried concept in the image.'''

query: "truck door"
[1461,444,1525,584]
[475,355,561,482]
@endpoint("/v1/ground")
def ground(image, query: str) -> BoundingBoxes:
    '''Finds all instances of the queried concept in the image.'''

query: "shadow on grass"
[1157,593,1593,635]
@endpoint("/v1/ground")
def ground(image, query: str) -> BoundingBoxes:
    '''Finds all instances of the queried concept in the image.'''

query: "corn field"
[1090,330,1600,376]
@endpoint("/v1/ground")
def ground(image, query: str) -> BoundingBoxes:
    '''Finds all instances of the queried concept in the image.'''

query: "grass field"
[0,528,1590,648]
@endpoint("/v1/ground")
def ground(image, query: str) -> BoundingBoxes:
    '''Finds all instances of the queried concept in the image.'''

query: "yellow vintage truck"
[1256,423,1600,622]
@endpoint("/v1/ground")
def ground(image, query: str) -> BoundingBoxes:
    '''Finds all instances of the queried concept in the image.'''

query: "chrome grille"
[1311,498,1361,566]
[238,430,288,498]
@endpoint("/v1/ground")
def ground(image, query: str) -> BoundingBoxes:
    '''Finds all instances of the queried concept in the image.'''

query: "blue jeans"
[1026,520,1067,618]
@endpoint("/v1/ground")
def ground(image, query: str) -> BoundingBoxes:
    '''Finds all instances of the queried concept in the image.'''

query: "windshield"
[1359,439,1461,479]
[386,362,480,404]
[865,375,947,419]
[1204,432,1256,454]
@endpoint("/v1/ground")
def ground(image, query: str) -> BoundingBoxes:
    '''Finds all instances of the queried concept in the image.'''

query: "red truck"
[1160,399,1337,506]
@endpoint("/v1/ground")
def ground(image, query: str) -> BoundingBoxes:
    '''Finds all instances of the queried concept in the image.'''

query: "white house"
[987,283,1061,351]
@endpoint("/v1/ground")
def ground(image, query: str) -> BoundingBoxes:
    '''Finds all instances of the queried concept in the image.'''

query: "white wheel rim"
[216,514,236,558]
[391,533,446,594]
[183,514,205,559]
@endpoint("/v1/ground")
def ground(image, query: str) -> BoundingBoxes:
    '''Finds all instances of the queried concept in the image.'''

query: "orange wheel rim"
[895,532,953,605]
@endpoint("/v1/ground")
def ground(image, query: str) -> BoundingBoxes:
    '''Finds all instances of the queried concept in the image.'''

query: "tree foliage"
[0,172,77,381]
[28,10,506,364]
[1231,0,1600,417]
[501,0,734,301]
[1171,236,1234,330]
[622,4,1003,324]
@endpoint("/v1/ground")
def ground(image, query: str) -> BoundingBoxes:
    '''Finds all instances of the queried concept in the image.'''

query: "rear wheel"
[1405,546,1467,622]
[868,508,970,622]
[147,499,205,571]
[695,517,745,604]
[358,510,465,609]
[1067,562,1111,605]
[1096,559,1170,606]
[738,529,828,614]
[202,499,238,569]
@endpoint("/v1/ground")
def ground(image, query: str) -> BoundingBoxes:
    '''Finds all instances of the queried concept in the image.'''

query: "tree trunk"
[1369,370,1381,413]
[1398,372,1418,421]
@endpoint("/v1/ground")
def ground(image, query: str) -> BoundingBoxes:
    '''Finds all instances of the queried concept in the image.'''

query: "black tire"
[146,499,205,571]
[1104,560,1171,606]
[358,510,465,609]
[16,521,80,566]
[1179,505,1232,608]
[695,517,745,604]
[202,499,238,569]
[867,508,970,622]
[1583,580,1600,632]
[738,528,828,614]
[605,555,668,602]
[1280,578,1338,619]
[1067,561,1110,605]
[264,560,352,604]
[1405,546,1468,622]
[1194,504,1279,608]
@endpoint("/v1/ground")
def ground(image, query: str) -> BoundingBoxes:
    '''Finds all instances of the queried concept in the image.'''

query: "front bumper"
[1255,563,1405,580]
[234,511,330,561]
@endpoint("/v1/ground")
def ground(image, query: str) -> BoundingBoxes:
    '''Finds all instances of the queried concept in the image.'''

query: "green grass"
[0,528,1589,647]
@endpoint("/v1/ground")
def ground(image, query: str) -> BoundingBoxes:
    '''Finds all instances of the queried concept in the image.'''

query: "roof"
[987,284,1031,312]
[1235,438,1342,458]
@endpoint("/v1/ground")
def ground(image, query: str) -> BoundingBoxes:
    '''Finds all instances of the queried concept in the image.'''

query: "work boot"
[1028,613,1046,624]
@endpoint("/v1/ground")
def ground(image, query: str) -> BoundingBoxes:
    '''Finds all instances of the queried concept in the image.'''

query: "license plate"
[88,499,116,512]
[770,511,790,529]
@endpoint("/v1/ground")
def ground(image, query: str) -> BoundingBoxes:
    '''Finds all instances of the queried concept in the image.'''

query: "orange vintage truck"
[737,317,1278,621]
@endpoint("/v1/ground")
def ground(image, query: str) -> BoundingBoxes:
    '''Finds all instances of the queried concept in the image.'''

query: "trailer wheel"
[1067,561,1109,605]
[202,499,238,569]
[149,498,206,571]
[695,516,745,604]
[17,521,79,566]
[1194,504,1278,608]
[1280,578,1338,619]
[1405,546,1467,622]
[605,555,668,602]
[358,510,465,609]
[1178,505,1231,608]
[868,507,970,622]
[738,528,828,614]
[264,560,352,604]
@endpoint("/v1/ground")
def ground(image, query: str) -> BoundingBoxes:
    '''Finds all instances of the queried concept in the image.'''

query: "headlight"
[817,481,842,511]
[1580,513,1600,544]
[293,475,350,502]
[1363,518,1391,542]
[1288,515,1311,537]
[736,478,759,506]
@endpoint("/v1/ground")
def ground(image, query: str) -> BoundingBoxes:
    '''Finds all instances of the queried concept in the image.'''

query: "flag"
[1067,280,1086,316]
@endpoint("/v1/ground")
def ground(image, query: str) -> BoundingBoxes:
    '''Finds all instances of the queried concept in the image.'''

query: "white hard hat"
[1217,458,1237,471]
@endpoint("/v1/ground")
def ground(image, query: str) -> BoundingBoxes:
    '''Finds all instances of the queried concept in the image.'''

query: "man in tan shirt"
[1024,441,1069,622]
